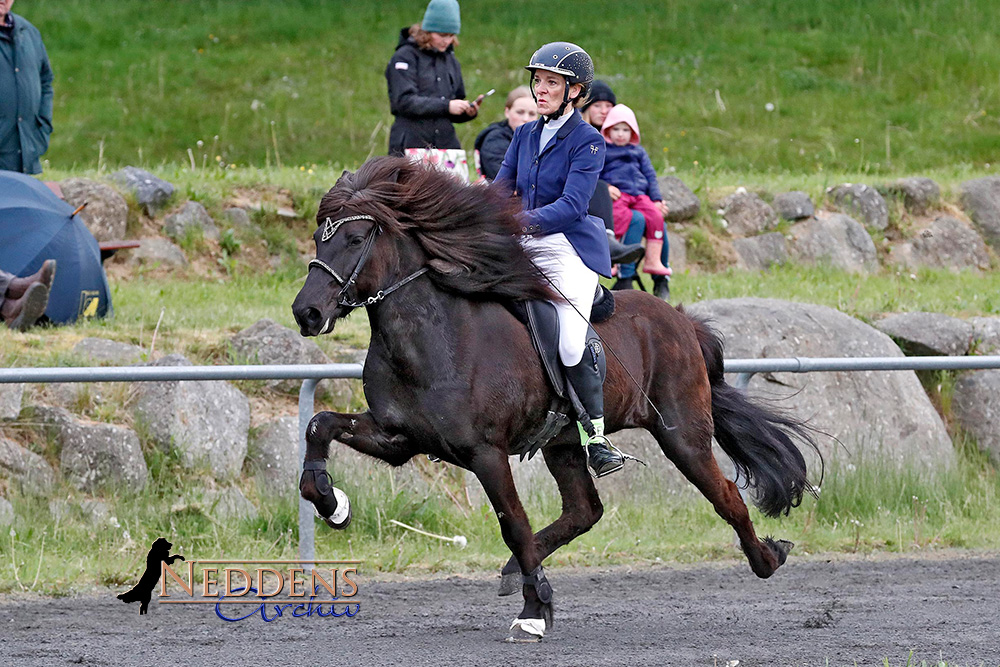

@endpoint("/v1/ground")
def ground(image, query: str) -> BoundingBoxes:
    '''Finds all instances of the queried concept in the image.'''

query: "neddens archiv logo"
[116,538,360,622]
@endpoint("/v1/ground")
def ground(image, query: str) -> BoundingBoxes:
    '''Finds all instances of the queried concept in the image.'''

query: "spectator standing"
[0,0,53,174]
[385,0,479,179]
[473,86,536,181]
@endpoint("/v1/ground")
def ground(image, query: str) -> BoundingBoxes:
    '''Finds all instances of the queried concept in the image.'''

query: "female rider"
[494,42,624,478]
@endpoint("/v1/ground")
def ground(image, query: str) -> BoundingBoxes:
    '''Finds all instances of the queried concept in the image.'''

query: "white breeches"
[522,233,599,366]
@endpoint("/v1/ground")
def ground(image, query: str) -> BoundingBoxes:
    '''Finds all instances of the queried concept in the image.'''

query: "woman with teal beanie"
[385,0,480,157]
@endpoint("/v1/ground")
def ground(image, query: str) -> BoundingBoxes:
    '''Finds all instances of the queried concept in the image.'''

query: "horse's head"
[292,206,393,336]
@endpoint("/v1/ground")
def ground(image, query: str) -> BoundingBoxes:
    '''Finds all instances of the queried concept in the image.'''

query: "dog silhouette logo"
[117,537,185,615]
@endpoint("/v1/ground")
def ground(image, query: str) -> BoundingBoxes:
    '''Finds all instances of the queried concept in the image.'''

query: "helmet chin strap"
[542,88,578,124]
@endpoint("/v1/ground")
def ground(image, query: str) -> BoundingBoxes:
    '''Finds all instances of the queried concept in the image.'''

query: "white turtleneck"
[539,106,574,153]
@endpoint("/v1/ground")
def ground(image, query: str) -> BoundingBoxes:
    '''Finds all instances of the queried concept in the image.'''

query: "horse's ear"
[386,166,402,184]
[335,169,353,186]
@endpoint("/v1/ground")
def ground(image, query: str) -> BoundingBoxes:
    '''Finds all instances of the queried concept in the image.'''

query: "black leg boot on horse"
[564,345,624,478]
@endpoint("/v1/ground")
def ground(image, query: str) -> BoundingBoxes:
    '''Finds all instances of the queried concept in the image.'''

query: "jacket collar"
[529,109,583,154]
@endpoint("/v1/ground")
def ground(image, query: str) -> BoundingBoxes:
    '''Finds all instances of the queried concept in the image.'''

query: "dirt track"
[1,553,999,666]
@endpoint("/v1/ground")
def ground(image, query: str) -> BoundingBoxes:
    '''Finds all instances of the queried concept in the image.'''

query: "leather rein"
[307,214,428,309]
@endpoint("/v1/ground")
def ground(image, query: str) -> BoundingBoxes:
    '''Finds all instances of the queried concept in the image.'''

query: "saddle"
[505,286,615,459]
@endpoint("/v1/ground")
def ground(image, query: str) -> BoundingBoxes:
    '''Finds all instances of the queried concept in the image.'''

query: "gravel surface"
[1,553,998,666]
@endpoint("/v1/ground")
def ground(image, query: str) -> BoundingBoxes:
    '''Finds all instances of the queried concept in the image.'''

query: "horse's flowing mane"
[316,157,555,302]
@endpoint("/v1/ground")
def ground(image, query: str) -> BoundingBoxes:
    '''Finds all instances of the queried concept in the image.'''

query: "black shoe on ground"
[611,276,639,291]
[652,275,670,301]
[608,237,645,264]
[587,442,624,477]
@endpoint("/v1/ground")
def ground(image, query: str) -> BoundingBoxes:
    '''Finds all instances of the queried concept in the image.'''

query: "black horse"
[292,156,818,642]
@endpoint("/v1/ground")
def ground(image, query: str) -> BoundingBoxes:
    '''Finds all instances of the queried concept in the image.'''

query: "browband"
[322,214,377,242]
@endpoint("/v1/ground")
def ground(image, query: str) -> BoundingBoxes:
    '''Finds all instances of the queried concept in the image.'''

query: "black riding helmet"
[525,42,594,122]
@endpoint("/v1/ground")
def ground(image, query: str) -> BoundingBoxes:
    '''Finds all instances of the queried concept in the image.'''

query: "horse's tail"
[687,311,820,518]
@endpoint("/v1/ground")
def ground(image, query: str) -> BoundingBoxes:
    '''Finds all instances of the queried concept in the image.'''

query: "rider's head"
[524,42,594,123]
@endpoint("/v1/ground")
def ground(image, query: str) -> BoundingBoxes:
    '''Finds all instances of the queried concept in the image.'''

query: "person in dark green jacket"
[0,1,54,174]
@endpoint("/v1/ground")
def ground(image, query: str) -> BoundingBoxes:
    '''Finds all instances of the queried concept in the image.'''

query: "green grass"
[24,0,1000,174]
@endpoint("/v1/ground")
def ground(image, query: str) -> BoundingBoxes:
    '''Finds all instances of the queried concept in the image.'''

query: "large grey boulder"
[59,178,129,242]
[246,417,299,496]
[0,497,12,528]
[0,437,56,495]
[686,298,954,471]
[874,312,975,356]
[223,207,254,229]
[887,217,991,272]
[73,337,145,365]
[734,232,788,271]
[657,176,701,221]
[828,183,889,230]
[883,177,940,215]
[56,419,147,493]
[952,370,1000,465]
[129,238,188,268]
[205,486,259,522]
[131,354,249,480]
[960,177,1000,248]
[163,201,220,241]
[229,318,353,404]
[787,213,878,273]
[772,191,814,221]
[111,167,174,216]
[0,383,23,420]
[971,317,1000,355]
[719,191,778,237]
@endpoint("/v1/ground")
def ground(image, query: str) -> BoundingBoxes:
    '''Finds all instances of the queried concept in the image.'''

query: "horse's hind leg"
[653,420,790,579]
[470,449,552,642]
[300,410,412,528]
[499,443,603,596]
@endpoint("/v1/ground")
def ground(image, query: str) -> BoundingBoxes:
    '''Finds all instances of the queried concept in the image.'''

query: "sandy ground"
[1,553,999,666]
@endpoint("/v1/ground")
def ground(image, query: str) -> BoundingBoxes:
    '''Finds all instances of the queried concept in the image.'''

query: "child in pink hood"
[600,104,671,276]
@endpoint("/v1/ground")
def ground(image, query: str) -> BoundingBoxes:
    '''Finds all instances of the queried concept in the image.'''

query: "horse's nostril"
[293,305,324,335]
[304,307,322,327]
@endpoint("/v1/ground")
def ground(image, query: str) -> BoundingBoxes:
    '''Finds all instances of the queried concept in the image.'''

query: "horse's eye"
[348,236,364,247]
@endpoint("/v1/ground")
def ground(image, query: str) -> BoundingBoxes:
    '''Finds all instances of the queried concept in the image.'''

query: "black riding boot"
[564,356,624,478]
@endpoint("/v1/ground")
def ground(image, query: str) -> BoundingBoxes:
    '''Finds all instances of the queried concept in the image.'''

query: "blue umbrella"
[0,170,112,324]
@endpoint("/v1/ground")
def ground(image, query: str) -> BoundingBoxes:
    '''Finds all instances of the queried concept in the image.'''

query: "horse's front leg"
[300,410,412,529]
[471,449,552,643]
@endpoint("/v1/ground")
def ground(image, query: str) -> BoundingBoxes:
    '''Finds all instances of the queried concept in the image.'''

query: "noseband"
[308,214,428,309]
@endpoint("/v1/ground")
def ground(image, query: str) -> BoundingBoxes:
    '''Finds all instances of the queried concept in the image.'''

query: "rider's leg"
[531,236,624,477]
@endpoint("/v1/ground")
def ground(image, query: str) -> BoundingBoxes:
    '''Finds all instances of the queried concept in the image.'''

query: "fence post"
[298,379,318,567]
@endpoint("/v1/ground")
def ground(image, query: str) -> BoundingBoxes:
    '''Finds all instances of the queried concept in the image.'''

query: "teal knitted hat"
[422,0,461,34]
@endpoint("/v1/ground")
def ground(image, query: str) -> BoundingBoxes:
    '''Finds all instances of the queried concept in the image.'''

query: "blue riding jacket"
[494,110,612,277]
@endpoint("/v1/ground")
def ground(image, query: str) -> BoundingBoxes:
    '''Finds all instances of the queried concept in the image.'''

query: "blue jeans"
[617,211,670,279]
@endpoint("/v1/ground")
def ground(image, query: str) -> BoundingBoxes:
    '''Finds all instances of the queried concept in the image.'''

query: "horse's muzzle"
[293,303,328,337]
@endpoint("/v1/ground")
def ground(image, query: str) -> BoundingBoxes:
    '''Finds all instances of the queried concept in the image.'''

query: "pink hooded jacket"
[601,104,641,145]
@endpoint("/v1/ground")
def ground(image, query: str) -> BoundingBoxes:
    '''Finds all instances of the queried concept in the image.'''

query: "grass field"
[24,0,1000,174]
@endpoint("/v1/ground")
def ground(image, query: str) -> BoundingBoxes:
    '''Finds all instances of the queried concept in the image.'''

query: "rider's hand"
[449,99,471,115]
[608,185,622,201]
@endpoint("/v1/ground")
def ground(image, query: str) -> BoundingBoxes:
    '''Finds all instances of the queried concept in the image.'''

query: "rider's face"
[532,73,565,116]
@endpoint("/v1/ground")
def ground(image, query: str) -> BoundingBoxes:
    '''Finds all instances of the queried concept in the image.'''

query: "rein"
[308,214,428,309]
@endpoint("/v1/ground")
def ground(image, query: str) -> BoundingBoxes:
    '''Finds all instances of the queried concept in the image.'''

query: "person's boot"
[564,355,623,478]
[641,239,672,275]
[6,283,50,331]
[5,259,56,299]
[652,275,670,301]
[606,231,644,265]
[577,417,624,477]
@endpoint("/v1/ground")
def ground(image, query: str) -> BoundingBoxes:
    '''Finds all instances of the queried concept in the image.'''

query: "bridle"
[307,214,428,309]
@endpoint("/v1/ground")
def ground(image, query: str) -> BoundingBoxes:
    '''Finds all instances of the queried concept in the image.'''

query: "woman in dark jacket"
[384,0,478,156]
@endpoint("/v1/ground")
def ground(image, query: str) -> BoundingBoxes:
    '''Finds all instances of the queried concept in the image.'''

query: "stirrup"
[586,436,647,479]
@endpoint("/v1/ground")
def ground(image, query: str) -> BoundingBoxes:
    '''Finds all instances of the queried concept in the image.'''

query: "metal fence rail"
[2,355,1000,563]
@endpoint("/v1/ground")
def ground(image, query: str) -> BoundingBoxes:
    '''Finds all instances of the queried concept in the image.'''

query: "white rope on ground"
[388,519,467,548]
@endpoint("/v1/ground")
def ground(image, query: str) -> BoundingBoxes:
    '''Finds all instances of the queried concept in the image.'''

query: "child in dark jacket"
[600,104,671,276]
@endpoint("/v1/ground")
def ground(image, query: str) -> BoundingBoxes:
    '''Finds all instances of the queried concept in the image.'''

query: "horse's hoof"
[506,618,545,643]
[315,487,352,530]
[765,537,794,566]
[498,569,521,597]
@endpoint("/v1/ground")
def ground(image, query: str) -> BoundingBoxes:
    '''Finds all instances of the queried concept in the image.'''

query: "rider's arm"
[523,139,605,235]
